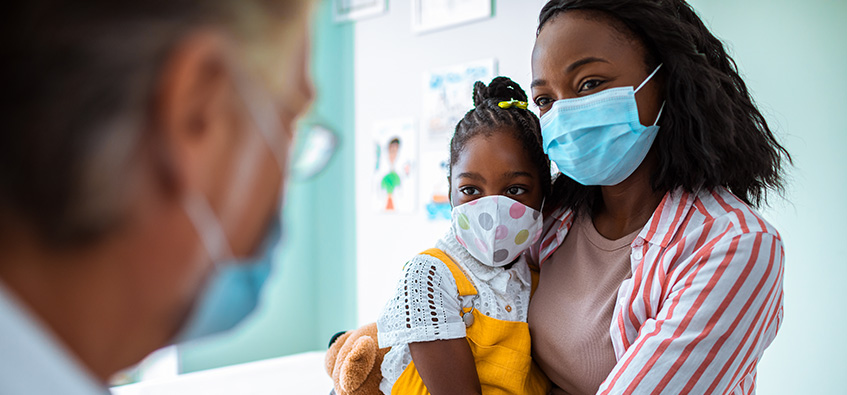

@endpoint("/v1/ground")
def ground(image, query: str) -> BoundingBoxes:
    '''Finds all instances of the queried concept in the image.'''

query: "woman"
[526,0,789,394]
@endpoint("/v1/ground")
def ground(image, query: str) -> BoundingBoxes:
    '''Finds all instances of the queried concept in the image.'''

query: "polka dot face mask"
[451,195,544,267]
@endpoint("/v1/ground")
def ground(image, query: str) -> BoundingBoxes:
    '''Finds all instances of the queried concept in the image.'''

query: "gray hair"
[0,1,312,248]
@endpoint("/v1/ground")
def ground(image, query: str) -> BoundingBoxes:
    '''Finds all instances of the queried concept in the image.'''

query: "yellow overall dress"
[391,248,551,395]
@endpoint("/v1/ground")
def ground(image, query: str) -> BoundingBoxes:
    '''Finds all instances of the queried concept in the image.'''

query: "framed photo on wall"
[333,0,387,23]
[412,0,493,33]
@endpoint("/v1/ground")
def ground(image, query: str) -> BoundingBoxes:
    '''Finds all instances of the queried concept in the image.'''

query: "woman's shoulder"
[690,187,781,239]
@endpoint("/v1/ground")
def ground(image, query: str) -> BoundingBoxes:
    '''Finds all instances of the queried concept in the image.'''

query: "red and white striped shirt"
[532,187,784,395]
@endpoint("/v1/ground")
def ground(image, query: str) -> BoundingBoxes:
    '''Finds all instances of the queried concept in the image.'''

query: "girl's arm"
[409,338,482,395]
[376,254,478,393]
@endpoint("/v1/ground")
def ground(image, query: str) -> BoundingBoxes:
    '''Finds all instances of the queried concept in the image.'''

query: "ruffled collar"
[435,227,532,293]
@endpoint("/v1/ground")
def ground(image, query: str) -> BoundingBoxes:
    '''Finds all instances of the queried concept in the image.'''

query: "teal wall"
[693,1,847,393]
[178,0,357,373]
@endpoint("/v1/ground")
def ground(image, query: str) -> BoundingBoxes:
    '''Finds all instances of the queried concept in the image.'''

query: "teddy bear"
[325,322,390,395]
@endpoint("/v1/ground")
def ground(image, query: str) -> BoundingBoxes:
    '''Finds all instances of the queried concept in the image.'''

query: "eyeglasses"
[290,124,338,180]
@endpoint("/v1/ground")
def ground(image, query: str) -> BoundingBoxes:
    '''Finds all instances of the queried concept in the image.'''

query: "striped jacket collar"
[536,187,699,266]
[634,187,698,248]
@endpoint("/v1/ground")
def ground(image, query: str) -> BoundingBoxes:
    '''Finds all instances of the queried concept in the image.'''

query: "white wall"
[354,0,549,325]
[353,0,847,393]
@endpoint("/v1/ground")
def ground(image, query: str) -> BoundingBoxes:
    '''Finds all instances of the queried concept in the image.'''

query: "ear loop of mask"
[634,63,663,94]
[232,65,287,172]
[448,175,455,209]
[183,63,287,266]
[652,102,666,126]
[634,63,666,127]
[183,192,233,264]
[232,64,294,220]
[231,63,293,261]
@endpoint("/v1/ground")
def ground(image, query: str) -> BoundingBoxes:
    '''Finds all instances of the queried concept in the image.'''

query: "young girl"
[376,77,552,394]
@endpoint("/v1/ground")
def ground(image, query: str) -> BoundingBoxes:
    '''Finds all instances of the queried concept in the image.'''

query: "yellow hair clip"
[498,100,528,110]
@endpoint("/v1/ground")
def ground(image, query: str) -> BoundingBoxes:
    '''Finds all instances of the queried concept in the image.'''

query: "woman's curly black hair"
[538,0,791,212]
[449,76,552,200]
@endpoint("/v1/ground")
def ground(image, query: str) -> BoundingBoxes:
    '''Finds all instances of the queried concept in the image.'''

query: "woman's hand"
[409,337,482,395]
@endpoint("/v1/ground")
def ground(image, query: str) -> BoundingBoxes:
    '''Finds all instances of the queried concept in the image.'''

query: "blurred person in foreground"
[0,1,316,393]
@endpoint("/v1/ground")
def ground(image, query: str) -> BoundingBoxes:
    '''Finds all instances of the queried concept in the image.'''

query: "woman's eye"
[460,187,480,196]
[506,186,527,196]
[578,79,605,93]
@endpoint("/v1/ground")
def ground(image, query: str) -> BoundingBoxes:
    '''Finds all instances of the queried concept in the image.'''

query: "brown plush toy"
[325,322,390,395]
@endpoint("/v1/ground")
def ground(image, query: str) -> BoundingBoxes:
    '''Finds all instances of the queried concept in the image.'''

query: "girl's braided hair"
[449,76,552,199]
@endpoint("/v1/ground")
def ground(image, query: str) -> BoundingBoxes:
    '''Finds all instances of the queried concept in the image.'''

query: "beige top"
[528,214,641,395]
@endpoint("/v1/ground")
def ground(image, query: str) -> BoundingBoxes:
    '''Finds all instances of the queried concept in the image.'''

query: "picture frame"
[333,0,387,23]
[412,0,493,33]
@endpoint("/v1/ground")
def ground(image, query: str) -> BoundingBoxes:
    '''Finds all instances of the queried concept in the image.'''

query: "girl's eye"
[460,186,480,196]
[533,96,553,109]
[578,79,605,93]
[506,186,527,196]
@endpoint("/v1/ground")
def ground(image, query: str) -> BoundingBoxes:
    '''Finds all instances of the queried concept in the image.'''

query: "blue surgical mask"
[175,72,289,343]
[540,64,665,186]
[175,200,280,342]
